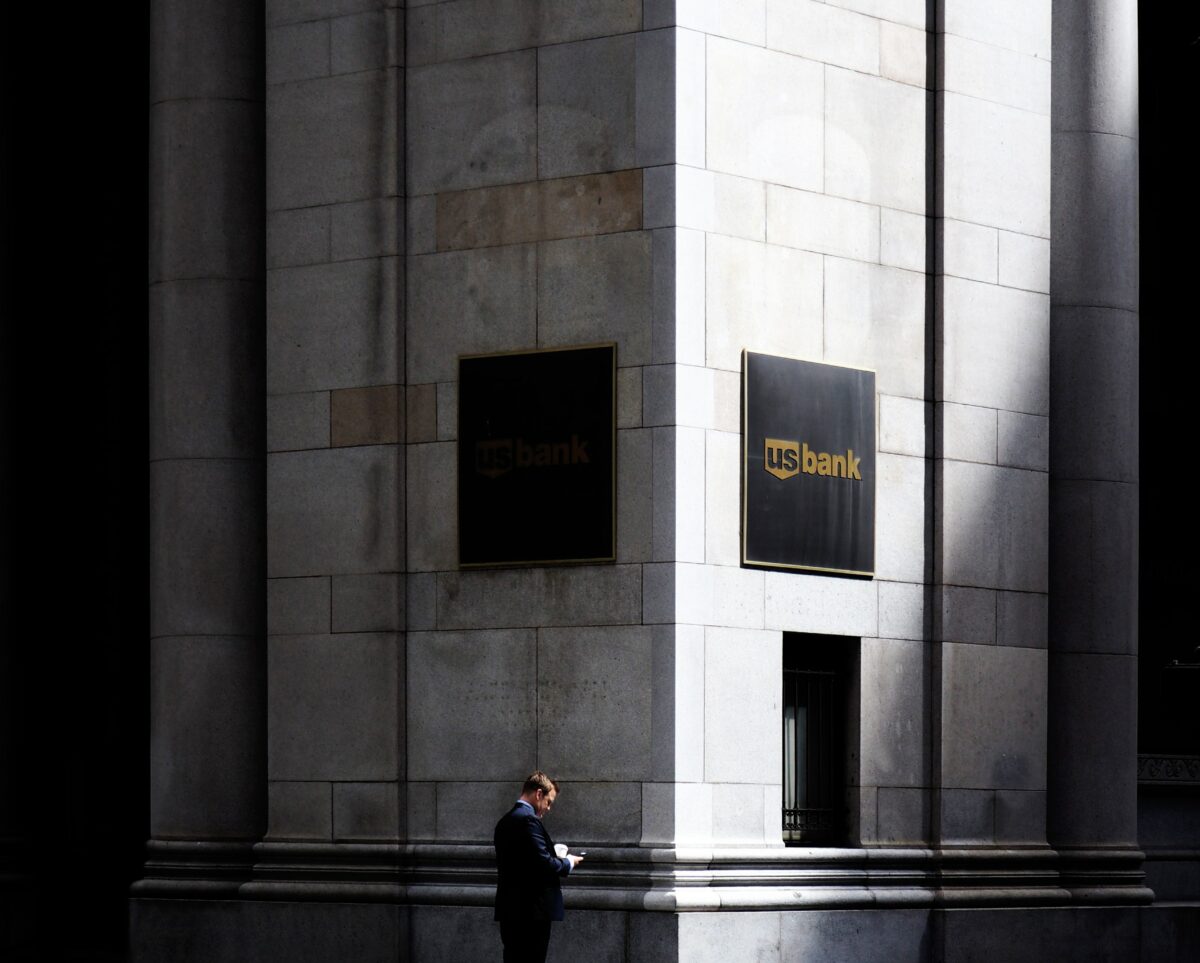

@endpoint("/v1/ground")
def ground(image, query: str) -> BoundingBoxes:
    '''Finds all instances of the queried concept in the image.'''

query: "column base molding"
[131,840,260,898]
[131,841,1152,909]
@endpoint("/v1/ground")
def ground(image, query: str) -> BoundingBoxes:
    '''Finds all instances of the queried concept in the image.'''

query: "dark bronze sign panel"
[742,351,875,576]
[459,344,616,567]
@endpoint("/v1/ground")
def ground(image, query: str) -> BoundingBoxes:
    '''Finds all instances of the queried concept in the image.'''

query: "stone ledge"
[130,840,1152,909]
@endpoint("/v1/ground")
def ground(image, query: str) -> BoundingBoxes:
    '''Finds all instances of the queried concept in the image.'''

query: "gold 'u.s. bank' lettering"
[764,438,861,481]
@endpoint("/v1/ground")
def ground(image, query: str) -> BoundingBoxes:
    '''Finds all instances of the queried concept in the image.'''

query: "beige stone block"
[651,227,707,366]
[997,590,1047,649]
[860,638,927,788]
[943,33,1050,116]
[767,186,879,262]
[407,573,437,631]
[644,165,766,241]
[636,28,705,169]
[826,67,926,213]
[330,197,402,262]
[712,781,768,846]
[407,442,457,573]
[764,571,878,636]
[267,20,330,87]
[437,566,642,630]
[330,384,402,447]
[330,9,401,76]
[940,585,996,645]
[941,218,998,284]
[998,410,1048,472]
[878,580,925,641]
[768,0,879,74]
[879,394,926,456]
[824,258,926,398]
[268,206,330,268]
[407,629,535,781]
[537,232,652,364]
[941,460,1048,593]
[876,452,925,583]
[436,382,457,441]
[705,628,781,784]
[651,0,766,45]
[268,391,331,452]
[268,633,401,781]
[617,429,652,563]
[269,576,331,636]
[713,369,741,434]
[940,276,1049,414]
[880,207,927,274]
[407,244,537,384]
[617,367,642,428]
[940,642,1048,790]
[405,384,436,444]
[880,20,926,88]
[267,447,403,578]
[405,782,436,841]
[333,781,399,840]
[266,70,399,211]
[943,92,1050,238]
[406,51,535,194]
[332,573,403,634]
[944,0,1051,60]
[538,626,653,781]
[435,169,642,251]
[538,34,636,179]
[705,235,822,373]
[705,430,741,566]
[941,401,997,465]
[824,0,926,31]
[407,195,436,255]
[268,781,332,840]
[410,0,641,64]
[267,257,401,394]
[706,38,824,191]
[998,230,1050,294]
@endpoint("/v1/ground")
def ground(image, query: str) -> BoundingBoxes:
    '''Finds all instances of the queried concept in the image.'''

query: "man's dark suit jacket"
[494,801,572,922]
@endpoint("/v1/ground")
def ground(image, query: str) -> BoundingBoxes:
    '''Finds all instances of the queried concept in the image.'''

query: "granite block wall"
[403,1,665,848]
[644,0,934,848]
[130,2,1180,961]
[207,0,1062,863]
[932,0,1051,846]
[265,0,405,843]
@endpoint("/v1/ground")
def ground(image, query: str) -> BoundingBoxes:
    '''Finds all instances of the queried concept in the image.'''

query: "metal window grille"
[783,639,844,845]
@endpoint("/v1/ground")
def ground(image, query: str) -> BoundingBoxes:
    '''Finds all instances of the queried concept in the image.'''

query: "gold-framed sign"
[742,350,876,576]
[458,344,616,567]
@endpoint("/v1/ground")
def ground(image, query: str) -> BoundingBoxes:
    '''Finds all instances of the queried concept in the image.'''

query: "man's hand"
[567,854,583,868]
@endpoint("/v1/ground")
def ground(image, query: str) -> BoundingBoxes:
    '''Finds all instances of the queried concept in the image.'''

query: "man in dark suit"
[494,771,582,963]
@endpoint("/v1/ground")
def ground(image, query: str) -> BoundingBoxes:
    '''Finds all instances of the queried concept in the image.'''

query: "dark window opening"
[782,633,854,845]
[1138,8,1200,757]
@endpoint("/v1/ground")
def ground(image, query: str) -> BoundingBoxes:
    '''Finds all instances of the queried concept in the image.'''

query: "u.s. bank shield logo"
[764,438,800,479]
[475,439,513,478]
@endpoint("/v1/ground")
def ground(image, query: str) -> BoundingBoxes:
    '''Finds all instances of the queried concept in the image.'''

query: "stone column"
[1048,0,1142,870]
[144,0,266,875]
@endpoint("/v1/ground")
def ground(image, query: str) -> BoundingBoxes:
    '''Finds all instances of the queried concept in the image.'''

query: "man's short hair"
[522,771,559,795]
